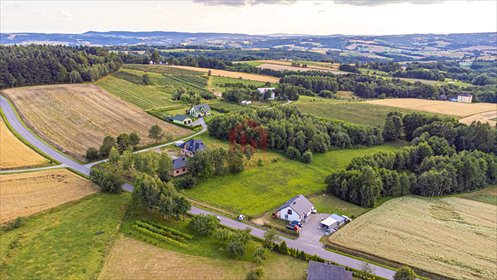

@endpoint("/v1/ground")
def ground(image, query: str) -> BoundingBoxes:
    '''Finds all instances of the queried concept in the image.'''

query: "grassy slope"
[209,76,272,92]
[0,193,129,280]
[183,141,401,217]
[294,96,417,128]
[456,184,497,206]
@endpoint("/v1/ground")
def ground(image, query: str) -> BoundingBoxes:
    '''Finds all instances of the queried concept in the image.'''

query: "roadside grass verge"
[0,193,130,280]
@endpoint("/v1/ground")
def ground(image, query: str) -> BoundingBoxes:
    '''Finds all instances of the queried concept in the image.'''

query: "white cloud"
[192,0,296,6]
[153,5,165,13]
[58,10,72,18]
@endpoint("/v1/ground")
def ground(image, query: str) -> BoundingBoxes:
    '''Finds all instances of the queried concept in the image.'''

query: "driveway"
[298,213,329,248]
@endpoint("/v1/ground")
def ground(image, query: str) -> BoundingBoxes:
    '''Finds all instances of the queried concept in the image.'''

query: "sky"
[1,0,496,35]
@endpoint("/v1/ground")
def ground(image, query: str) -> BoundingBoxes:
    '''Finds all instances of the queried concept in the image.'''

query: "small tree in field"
[394,266,417,280]
[85,147,99,161]
[142,74,151,85]
[189,214,219,236]
[149,124,163,143]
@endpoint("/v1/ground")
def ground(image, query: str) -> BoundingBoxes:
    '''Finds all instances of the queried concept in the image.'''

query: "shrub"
[85,147,100,161]
[394,266,417,280]
[301,150,313,163]
[189,214,219,236]
[252,246,268,265]
[174,175,196,189]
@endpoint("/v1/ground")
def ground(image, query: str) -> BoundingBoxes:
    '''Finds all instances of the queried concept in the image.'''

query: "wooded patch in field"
[0,169,97,223]
[3,84,189,161]
[0,118,48,169]
[329,196,497,279]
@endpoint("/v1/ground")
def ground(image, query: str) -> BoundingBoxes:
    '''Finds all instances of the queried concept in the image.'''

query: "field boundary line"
[0,164,66,175]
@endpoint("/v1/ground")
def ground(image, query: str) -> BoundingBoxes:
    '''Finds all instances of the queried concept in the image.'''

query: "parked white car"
[237,214,245,221]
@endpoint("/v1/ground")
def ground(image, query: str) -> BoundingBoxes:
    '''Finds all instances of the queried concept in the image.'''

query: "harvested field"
[99,236,252,280]
[366,98,496,117]
[329,196,497,279]
[0,118,48,169]
[3,84,189,161]
[0,169,97,223]
[257,62,347,75]
[167,65,280,83]
[460,110,497,126]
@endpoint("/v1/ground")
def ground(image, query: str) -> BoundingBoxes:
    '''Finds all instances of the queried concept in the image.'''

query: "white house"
[273,195,314,222]
[457,93,473,103]
[257,87,275,100]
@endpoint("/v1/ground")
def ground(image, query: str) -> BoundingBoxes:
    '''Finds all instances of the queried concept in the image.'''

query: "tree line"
[0,45,122,89]
[325,112,497,207]
[208,106,383,163]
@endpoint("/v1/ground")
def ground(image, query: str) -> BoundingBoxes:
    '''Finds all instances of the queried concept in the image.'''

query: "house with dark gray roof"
[307,261,352,280]
[180,139,205,157]
[169,114,192,125]
[273,194,314,222]
[189,104,211,117]
[171,157,188,177]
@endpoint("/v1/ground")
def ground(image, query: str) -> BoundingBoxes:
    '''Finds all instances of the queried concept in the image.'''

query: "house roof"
[181,139,205,153]
[257,87,275,93]
[276,194,314,216]
[307,261,352,280]
[171,114,190,122]
[172,157,187,169]
[191,104,211,112]
[458,93,472,97]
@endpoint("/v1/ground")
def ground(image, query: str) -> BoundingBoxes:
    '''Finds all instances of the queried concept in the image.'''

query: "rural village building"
[171,157,188,177]
[257,87,275,100]
[169,114,192,125]
[180,139,205,157]
[189,104,211,117]
[457,93,473,103]
[273,194,314,222]
[306,261,352,280]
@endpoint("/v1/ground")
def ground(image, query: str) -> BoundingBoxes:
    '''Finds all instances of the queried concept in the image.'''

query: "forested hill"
[0,45,122,89]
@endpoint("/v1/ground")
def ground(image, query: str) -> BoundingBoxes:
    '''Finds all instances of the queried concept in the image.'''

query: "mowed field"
[0,193,129,279]
[3,84,189,161]
[0,169,97,223]
[366,98,496,125]
[167,65,280,83]
[0,118,48,169]
[255,61,348,75]
[295,96,417,128]
[329,196,497,279]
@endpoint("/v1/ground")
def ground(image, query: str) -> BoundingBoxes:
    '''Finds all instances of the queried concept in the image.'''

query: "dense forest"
[326,112,497,207]
[0,45,122,89]
[208,106,383,163]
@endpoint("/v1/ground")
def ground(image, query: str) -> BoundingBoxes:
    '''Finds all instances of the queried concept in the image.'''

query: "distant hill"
[1,31,495,62]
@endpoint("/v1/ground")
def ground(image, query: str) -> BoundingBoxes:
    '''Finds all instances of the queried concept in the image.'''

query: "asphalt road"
[0,95,395,279]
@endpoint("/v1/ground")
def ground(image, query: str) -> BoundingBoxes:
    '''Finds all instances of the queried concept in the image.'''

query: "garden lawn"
[308,194,368,218]
[0,193,130,280]
[183,143,402,217]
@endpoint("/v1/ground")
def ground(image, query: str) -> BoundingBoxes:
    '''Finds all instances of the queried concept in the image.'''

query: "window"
[284,214,288,219]
[175,170,179,174]
[182,168,186,172]
[287,209,292,215]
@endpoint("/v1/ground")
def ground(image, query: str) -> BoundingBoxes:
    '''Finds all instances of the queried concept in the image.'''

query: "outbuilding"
[320,214,348,229]
[307,261,352,280]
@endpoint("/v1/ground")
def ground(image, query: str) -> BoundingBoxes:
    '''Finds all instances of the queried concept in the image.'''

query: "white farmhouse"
[457,93,473,103]
[257,87,275,100]
[273,194,314,222]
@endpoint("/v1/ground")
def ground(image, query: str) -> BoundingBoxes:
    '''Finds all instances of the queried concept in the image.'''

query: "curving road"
[0,95,395,279]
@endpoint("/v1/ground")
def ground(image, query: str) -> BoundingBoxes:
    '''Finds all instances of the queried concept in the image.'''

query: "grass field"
[295,96,417,128]
[0,193,129,279]
[209,76,271,93]
[256,62,347,75]
[167,65,280,83]
[457,185,497,205]
[329,196,497,279]
[3,84,189,161]
[0,118,48,169]
[308,194,368,218]
[367,98,496,117]
[0,169,97,223]
[183,143,401,217]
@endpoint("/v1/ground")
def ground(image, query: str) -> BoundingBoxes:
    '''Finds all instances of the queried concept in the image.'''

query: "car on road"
[237,214,245,221]
[216,215,221,221]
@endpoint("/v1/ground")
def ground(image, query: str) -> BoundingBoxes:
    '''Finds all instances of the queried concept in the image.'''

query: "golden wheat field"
[0,169,98,223]
[167,65,280,83]
[329,196,497,279]
[3,84,189,161]
[256,62,347,75]
[366,98,496,117]
[98,236,252,280]
[0,118,48,169]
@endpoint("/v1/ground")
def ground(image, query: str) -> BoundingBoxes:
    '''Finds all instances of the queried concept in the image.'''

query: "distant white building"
[240,100,252,105]
[257,87,275,100]
[457,93,473,103]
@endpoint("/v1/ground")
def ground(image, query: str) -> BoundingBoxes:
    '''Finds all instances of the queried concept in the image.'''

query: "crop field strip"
[3,84,189,161]
[166,65,280,83]
[329,196,497,279]
[0,168,98,223]
[0,117,49,169]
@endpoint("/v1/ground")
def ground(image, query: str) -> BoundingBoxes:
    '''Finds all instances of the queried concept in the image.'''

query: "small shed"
[321,214,347,229]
